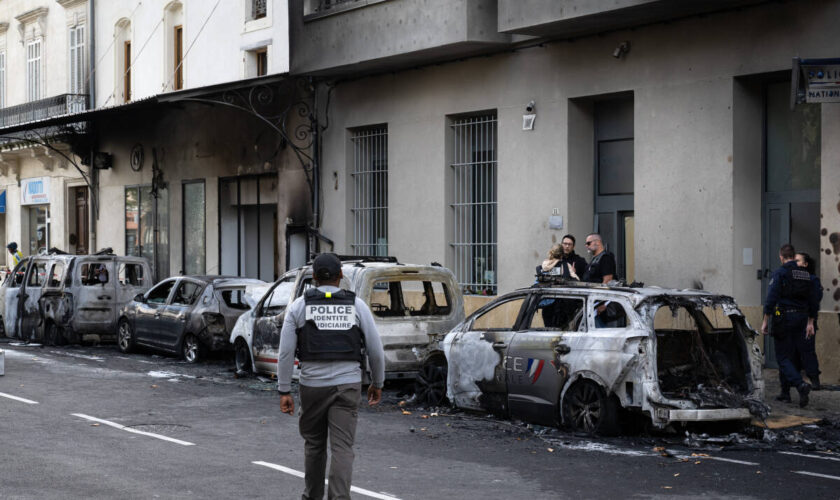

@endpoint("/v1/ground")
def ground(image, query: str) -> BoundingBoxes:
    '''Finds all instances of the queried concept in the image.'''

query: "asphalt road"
[1,342,839,499]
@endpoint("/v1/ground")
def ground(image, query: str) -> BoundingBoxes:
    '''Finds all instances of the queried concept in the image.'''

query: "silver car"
[417,280,765,434]
[0,252,152,345]
[230,257,465,380]
[118,276,267,363]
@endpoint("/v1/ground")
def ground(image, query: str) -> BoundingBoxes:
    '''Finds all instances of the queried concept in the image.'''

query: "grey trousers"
[299,383,361,500]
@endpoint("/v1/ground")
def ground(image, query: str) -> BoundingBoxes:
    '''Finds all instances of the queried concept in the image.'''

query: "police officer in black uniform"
[277,253,385,500]
[760,244,817,407]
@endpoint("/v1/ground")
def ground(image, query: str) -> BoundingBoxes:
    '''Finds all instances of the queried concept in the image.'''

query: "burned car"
[416,279,765,434]
[118,276,267,363]
[230,256,464,380]
[0,251,152,344]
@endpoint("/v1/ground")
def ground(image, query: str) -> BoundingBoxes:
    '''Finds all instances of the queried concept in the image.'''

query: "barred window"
[449,113,497,295]
[69,25,86,94]
[252,0,267,19]
[350,126,388,256]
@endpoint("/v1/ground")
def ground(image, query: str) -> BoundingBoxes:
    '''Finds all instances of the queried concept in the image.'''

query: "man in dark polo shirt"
[582,233,617,284]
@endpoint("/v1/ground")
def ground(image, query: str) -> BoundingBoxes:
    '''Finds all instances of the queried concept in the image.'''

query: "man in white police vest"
[277,253,385,500]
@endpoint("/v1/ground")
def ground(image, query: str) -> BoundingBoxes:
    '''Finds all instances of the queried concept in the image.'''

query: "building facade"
[289,0,840,379]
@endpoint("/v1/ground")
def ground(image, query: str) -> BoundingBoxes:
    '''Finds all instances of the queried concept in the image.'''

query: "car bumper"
[655,407,752,422]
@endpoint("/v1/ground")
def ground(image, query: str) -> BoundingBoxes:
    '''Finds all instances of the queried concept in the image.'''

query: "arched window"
[164,1,184,91]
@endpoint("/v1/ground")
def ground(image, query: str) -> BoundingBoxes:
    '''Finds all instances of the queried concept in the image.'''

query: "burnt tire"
[234,338,253,377]
[414,357,448,407]
[45,322,64,346]
[562,379,620,436]
[181,333,202,364]
[117,319,136,354]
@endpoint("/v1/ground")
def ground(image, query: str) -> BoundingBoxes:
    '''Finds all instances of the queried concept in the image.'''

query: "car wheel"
[117,319,135,354]
[414,357,448,407]
[182,333,202,364]
[234,338,253,377]
[562,380,619,435]
[45,322,64,346]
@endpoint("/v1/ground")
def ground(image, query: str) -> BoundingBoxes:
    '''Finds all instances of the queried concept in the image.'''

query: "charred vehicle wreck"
[0,251,152,344]
[118,276,267,363]
[416,279,766,434]
[231,256,464,380]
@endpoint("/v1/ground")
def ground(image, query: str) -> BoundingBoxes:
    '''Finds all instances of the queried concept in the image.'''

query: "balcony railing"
[0,94,88,129]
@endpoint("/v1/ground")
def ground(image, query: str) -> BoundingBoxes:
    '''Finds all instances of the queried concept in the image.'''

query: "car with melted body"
[0,251,152,344]
[118,276,267,363]
[416,279,765,434]
[230,256,464,381]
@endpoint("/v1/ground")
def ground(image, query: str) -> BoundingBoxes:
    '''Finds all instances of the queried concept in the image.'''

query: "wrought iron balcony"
[0,94,88,129]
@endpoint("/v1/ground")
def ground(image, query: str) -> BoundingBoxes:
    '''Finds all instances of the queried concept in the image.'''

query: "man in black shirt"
[582,233,617,284]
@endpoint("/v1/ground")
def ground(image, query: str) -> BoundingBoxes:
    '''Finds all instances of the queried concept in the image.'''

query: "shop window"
[125,186,169,281]
[182,181,205,275]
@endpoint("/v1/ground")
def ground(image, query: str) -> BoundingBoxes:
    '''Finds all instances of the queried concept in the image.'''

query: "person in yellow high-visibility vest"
[7,242,24,267]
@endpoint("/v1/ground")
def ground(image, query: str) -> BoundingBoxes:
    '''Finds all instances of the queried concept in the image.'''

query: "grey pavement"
[1,342,839,499]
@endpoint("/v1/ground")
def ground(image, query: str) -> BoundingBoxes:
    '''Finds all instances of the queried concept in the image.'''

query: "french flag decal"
[526,358,545,384]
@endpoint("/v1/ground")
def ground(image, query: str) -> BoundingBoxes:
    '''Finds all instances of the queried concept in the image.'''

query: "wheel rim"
[415,362,447,406]
[118,322,131,350]
[568,383,602,432]
[184,335,198,363]
[235,341,250,372]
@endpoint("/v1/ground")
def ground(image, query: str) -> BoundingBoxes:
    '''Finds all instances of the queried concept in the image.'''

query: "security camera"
[525,100,535,113]
[612,41,630,59]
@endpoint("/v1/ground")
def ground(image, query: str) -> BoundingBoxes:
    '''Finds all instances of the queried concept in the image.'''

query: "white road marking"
[0,391,39,404]
[72,413,195,446]
[701,456,759,466]
[253,461,402,500]
[779,451,840,462]
[793,471,840,481]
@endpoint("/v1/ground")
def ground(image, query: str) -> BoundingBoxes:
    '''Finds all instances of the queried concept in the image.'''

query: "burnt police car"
[230,256,464,381]
[416,278,766,434]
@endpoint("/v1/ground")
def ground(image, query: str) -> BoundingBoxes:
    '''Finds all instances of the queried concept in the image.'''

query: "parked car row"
[1,251,767,435]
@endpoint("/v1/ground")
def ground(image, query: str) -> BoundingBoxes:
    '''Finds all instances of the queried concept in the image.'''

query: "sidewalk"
[758,368,840,428]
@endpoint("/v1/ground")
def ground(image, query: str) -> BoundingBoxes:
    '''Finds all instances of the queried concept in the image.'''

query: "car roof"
[179,275,266,286]
[521,280,736,307]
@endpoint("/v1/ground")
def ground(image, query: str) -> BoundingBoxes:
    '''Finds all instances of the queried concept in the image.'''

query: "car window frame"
[46,260,66,289]
[257,271,299,317]
[590,295,633,330]
[145,278,178,305]
[26,259,50,288]
[468,292,530,332]
[171,278,205,307]
[523,291,588,332]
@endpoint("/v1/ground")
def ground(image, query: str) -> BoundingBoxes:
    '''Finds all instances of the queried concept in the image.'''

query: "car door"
[3,258,29,338]
[252,272,299,374]
[134,278,177,347]
[72,258,119,335]
[162,279,204,349]
[18,258,49,342]
[447,293,529,415]
[507,292,586,426]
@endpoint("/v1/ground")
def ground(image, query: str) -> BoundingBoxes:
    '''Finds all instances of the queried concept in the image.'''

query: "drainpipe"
[88,0,97,253]
[311,80,320,229]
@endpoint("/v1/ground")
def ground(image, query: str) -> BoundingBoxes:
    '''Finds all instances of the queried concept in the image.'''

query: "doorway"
[761,80,821,366]
[219,174,278,282]
[594,95,634,282]
[69,186,89,254]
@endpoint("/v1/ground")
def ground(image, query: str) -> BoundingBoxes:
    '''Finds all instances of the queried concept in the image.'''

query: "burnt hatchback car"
[416,279,766,434]
[230,256,464,380]
[0,251,152,344]
[118,276,267,362]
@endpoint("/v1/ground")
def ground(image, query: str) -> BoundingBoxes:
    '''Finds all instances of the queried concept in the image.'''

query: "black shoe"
[809,375,821,391]
[775,392,791,402]
[798,383,812,408]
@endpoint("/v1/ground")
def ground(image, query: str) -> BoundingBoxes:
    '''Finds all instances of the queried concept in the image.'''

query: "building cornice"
[15,7,49,26]
[57,0,88,8]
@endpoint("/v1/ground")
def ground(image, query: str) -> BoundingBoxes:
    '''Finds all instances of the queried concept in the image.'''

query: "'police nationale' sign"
[21,177,50,205]
[792,57,840,105]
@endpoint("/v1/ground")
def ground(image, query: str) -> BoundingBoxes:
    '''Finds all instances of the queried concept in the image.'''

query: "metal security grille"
[252,0,267,19]
[351,126,388,256]
[26,40,41,102]
[450,114,497,295]
[69,25,86,94]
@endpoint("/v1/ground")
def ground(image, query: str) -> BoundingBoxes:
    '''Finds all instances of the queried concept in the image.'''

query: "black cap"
[6,242,17,251]
[313,253,341,281]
